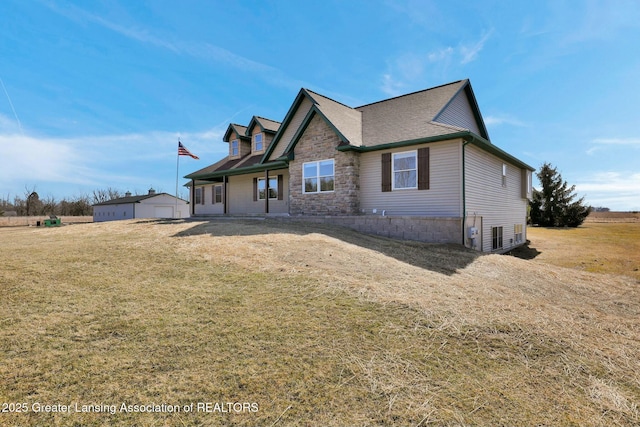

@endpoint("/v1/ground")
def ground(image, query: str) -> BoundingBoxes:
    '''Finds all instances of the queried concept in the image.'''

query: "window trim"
[514,224,523,243]
[254,133,263,152]
[492,226,504,250]
[302,159,335,194]
[213,185,223,204]
[231,139,239,156]
[257,177,278,200]
[194,187,203,205]
[502,163,507,187]
[392,150,418,190]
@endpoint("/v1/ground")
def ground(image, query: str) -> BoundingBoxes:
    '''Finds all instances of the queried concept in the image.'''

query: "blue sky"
[1,0,639,210]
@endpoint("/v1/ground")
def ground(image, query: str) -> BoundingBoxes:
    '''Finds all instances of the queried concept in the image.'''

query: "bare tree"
[40,195,57,216]
[92,187,122,204]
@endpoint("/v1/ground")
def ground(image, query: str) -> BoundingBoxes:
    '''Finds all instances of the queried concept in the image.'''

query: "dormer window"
[231,140,239,156]
[254,133,263,152]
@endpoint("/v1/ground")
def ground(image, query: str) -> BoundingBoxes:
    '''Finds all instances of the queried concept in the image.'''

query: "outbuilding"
[92,189,190,222]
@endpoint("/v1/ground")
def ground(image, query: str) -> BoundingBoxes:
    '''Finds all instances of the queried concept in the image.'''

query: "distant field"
[0,219,638,426]
[515,222,640,280]
[585,211,640,222]
[0,216,93,227]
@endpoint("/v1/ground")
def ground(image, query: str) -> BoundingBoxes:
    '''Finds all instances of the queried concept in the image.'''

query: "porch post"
[190,179,195,216]
[264,169,269,214]
[223,175,228,215]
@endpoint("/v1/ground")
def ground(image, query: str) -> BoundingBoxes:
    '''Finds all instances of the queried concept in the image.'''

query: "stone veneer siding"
[289,113,360,215]
[274,215,463,244]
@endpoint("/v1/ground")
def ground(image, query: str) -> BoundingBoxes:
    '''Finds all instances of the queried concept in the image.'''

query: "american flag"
[178,141,199,159]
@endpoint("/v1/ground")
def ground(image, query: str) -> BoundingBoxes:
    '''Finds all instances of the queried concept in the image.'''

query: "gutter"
[338,131,535,172]
[186,159,288,181]
[336,132,472,153]
[462,139,470,246]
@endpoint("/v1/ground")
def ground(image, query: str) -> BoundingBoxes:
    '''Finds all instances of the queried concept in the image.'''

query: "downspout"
[462,139,471,246]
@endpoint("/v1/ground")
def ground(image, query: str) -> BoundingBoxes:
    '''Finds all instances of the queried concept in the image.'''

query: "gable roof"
[186,79,531,181]
[304,89,363,146]
[223,124,250,142]
[247,116,281,134]
[356,79,489,146]
[93,192,184,206]
[262,88,364,162]
[264,79,489,161]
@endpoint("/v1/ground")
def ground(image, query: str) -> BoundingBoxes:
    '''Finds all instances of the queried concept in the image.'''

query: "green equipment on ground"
[43,216,61,227]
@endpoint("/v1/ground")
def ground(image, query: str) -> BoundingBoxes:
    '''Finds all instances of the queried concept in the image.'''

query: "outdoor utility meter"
[468,227,479,238]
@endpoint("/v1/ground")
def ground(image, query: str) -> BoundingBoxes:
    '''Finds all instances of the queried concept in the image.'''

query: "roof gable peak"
[356,79,468,110]
[247,115,281,135]
[303,88,355,110]
[223,123,250,142]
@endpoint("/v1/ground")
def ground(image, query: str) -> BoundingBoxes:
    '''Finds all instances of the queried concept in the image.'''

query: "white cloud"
[382,29,493,94]
[484,114,528,127]
[561,0,640,45]
[576,171,640,211]
[0,127,227,199]
[428,47,454,62]
[587,137,640,155]
[381,74,406,97]
[44,2,304,91]
[0,113,21,133]
[459,29,494,64]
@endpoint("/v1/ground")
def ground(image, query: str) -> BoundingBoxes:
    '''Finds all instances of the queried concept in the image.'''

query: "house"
[185,79,534,252]
[93,189,190,222]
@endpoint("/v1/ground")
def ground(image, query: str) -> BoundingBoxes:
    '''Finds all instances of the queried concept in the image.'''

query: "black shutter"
[253,178,258,201]
[277,175,284,200]
[418,147,430,190]
[381,153,391,192]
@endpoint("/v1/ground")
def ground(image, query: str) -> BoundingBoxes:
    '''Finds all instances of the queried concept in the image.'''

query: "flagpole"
[175,140,180,218]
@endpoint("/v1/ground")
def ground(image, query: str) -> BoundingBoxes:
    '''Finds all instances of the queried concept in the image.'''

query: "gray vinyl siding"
[464,144,528,252]
[359,140,463,216]
[434,90,481,134]
[93,204,134,222]
[227,172,289,215]
[265,97,313,161]
[193,184,225,215]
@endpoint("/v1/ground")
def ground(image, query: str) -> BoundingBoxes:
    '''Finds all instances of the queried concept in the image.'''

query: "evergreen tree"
[529,162,591,227]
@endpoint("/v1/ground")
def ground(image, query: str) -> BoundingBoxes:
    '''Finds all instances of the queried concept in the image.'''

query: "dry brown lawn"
[1,219,638,426]
[516,223,640,281]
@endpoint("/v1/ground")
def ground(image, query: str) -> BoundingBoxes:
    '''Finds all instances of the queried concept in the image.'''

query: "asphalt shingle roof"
[356,80,469,146]
[304,89,363,146]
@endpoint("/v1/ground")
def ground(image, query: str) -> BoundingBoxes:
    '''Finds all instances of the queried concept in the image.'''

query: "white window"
[254,133,263,151]
[514,224,523,243]
[257,177,278,200]
[213,185,223,204]
[393,151,417,190]
[502,164,507,187]
[492,226,503,250]
[303,159,334,193]
[231,140,239,156]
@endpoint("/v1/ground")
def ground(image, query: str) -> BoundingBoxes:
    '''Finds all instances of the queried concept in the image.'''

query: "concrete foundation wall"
[276,215,462,244]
